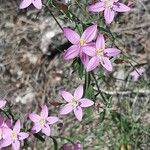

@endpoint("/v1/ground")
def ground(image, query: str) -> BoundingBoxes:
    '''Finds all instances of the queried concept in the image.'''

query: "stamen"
[39,117,45,126]
[80,39,86,46]
[11,131,17,140]
[71,97,78,107]
[96,48,103,57]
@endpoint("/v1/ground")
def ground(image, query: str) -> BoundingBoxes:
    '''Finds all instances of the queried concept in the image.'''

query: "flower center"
[104,0,114,8]
[71,97,78,107]
[11,131,17,141]
[96,48,103,57]
[39,117,45,126]
[80,38,86,46]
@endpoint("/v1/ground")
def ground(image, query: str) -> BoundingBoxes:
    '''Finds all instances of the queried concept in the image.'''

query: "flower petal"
[88,2,105,12]
[63,28,80,44]
[63,45,80,60]
[40,105,48,119]
[104,48,120,57]
[12,140,20,150]
[29,114,40,123]
[1,127,12,139]
[60,91,73,102]
[60,103,73,115]
[113,2,130,12]
[18,132,29,140]
[42,124,51,136]
[79,98,94,107]
[100,57,113,71]
[80,52,89,67]
[13,120,21,134]
[81,25,97,43]
[32,0,42,9]
[73,106,83,121]
[0,139,12,148]
[32,123,42,133]
[47,116,59,125]
[19,0,32,9]
[81,46,96,57]
[86,56,99,72]
[104,8,115,24]
[0,100,6,109]
[96,34,105,49]
[74,85,83,100]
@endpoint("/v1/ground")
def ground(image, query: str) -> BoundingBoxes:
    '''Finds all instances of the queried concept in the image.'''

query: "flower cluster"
[63,25,121,72]
[0,84,94,150]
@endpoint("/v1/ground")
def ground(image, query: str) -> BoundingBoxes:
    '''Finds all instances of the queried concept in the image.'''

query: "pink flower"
[29,105,59,136]
[63,142,82,150]
[0,120,29,150]
[63,25,97,65]
[130,67,145,81]
[88,0,130,24]
[84,34,120,72]
[60,85,94,121]
[19,0,42,9]
[0,100,6,109]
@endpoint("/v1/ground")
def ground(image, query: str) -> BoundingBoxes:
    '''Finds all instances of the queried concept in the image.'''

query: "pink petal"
[13,120,21,134]
[73,106,83,121]
[12,140,20,150]
[60,103,73,115]
[32,123,42,133]
[46,116,59,125]
[40,105,48,119]
[96,34,105,49]
[29,114,40,123]
[79,98,94,107]
[18,132,29,140]
[81,46,96,56]
[32,0,42,9]
[0,139,12,148]
[104,8,115,24]
[80,52,89,67]
[63,28,80,44]
[1,127,12,139]
[74,85,83,100]
[19,0,32,9]
[0,100,6,109]
[86,56,99,72]
[63,45,80,60]
[88,2,105,12]
[81,25,97,43]
[42,124,51,136]
[113,3,130,12]
[104,48,120,57]
[100,57,112,71]
[60,91,73,102]
[5,119,13,128]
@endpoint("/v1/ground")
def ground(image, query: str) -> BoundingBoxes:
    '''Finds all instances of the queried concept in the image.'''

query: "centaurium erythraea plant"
[0,99,6,109]
[19,0,42,9]
[29,105,59,136]
[60,85,94,121]
[84,34,120,72]
[63,25,97,66]
[0,120,29,150]
[88,0,130,24]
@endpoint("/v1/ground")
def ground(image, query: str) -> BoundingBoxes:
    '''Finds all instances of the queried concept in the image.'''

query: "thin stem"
[44,4,63,31]
[91,72,107,104]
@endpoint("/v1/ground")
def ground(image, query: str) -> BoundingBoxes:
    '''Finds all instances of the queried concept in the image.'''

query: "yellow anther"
[71,97,78,107]
[39,117,45,126]
[11,131,17,140]
[80,39,86,46]
[104,0,113,8]
[96,48,103,56]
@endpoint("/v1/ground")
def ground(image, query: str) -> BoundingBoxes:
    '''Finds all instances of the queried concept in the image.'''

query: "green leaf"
[99,110,106,123]
[50,136,58,150]
[33,133,45,142]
